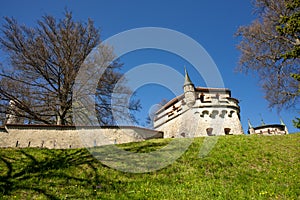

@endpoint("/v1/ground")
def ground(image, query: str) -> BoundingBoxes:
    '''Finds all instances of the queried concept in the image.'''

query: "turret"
[260,114,265,125]
[183,68,196,107]
[280,118,289,134]
[247,118,255,134]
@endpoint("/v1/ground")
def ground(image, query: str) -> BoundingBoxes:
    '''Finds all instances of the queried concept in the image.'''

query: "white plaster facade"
[153,70,244,138]
[247,119,288,135]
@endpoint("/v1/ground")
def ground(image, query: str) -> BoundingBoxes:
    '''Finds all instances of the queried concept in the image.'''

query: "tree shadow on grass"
[90,138,193,173]
[0,148,105,199]
[118,139,171,153]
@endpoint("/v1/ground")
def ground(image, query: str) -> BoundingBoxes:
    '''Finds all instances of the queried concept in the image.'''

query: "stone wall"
[0,124,163,149]
[155,107,244,138]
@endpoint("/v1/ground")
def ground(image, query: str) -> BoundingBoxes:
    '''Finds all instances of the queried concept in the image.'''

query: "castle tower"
[153,67,244,137]
[183,68,196,107]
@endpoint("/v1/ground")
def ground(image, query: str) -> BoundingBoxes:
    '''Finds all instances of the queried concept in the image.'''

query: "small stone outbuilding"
[247,119,288,135]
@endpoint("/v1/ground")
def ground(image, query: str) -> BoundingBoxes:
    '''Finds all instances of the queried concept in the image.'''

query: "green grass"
[0,134,299,199]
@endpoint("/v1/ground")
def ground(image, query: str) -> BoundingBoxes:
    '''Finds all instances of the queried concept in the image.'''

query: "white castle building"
[247,119,288,135]
[153,69,244,138]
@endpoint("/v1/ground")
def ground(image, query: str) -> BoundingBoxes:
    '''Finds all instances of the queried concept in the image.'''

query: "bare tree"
[0,11,140,125]
[236,0,299,110]
[145,98,168,128]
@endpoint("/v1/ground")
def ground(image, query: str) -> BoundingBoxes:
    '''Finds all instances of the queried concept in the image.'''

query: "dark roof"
[226,97,239,103]
[253,124,285,130]
[195,87,231,95]
[3,124,162,133]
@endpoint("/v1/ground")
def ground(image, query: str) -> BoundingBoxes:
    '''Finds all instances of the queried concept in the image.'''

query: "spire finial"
[248,118,253,129]
[280,118,285,125]
[260,114,265,125]
[184,66,193,86]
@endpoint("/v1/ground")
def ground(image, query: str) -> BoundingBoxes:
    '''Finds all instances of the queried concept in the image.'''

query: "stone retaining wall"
[0,124,163,149]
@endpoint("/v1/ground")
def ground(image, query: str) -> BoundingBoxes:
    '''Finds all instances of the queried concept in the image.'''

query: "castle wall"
[0,125,163,149]
[194,107,243,136]
[155,106,243,138]
[156,109,198,138]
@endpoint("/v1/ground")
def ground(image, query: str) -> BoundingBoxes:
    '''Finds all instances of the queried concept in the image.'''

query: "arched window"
[224,128,231,135]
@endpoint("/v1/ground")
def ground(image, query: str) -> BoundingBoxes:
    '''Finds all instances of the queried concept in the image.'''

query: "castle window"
[200,93,205,102]
[220,110,227,118]
[181,99,186,105]
[228,111,234,118]
[172,105,176,111]
[168,111,174,117]
[209,110,219,119]
[224,128,231,135]
[200,110,209,117]
[206,128,214,136]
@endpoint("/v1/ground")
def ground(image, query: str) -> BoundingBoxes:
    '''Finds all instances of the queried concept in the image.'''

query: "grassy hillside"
[0,134,299,199]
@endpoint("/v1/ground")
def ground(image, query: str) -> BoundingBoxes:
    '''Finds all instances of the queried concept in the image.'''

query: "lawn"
[0,134,299,199]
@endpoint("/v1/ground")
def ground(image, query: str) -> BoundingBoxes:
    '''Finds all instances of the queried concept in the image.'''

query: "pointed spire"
[248,118,253,129]
[184,66,194,86]
[260,114,265,125]
[280,118,285,126]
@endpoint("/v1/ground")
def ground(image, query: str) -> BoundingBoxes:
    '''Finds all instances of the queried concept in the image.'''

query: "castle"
[153,69,244,138]
[247,119,288,135]
[2,69,291,149]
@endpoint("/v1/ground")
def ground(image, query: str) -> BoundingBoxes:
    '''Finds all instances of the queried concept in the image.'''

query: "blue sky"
[0,0,298,133]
